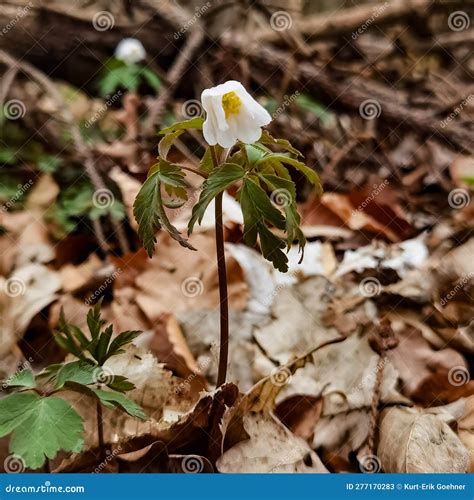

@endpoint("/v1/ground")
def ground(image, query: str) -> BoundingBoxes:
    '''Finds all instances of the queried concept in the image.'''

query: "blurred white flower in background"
[201,80,271,148]
[114,38,146,65]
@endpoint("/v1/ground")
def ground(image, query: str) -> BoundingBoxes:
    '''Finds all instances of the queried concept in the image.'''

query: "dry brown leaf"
[0,264,60,359]
[377,406,469,472]
[387,319,468,400]
[275,395,322,440]
[133,233,248,320]
[217,413,328,473]
[457,396,474,472]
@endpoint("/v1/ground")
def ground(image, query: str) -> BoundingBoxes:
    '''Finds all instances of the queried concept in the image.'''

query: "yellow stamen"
[222,91,242,118]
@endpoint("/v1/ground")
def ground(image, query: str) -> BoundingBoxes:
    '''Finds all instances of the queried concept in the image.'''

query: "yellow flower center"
[222,91,242,118]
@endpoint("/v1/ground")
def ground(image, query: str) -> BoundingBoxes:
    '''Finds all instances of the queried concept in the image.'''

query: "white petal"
[115,38,146,64]
[233,109,263,144]
[203,117,217,145]
[238,89,272,126]
[202,80,241,97]
[215,126,238,148]
[212,95,229,131]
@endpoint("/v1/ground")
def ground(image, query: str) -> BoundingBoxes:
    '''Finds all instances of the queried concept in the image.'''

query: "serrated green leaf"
[3,369,36,389]
[188,163,246,234]
[158,130,183,160]
[258,173,305,254]
[87,300,103,340]
[96,325,113,365]
[258,223,288,273]
[107,330,141,360]
[159,117,204,135]
[256,153,321,191]
[134,161,196,256]
[54,310,85,359]
[259,130,303,157]
[244,143,272,165]
[55,361,97,389]
[93,389,147,420]
[106,376,135,393]
[259,173,296,201]
[240,178,288,272]
[242,178,285,230]
[0,393,84,469]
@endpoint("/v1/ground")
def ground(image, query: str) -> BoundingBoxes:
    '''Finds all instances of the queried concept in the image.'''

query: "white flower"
[114,38,146,65]
[201,80,271,148]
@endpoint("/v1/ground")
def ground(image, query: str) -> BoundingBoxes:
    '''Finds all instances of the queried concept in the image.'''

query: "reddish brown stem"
[96,400,105,461]
[210,146,230,387]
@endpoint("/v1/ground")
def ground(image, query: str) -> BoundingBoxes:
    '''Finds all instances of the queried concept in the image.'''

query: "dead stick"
[143,28,205,135]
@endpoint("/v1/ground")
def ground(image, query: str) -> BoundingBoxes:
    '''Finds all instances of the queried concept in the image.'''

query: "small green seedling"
[0,300,147,470]
[98,58,161,97]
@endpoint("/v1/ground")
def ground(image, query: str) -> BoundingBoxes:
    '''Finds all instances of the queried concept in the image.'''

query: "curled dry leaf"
[217,413,328,473]
[377,406,469,473]
[0,264,61,360]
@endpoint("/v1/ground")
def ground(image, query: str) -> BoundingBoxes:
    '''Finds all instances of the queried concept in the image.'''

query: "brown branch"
[224,40,474,154]
[256,0,468,43]
[143,28,205,135]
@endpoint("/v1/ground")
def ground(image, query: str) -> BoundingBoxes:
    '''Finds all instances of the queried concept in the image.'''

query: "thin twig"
[143,28,205,135]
